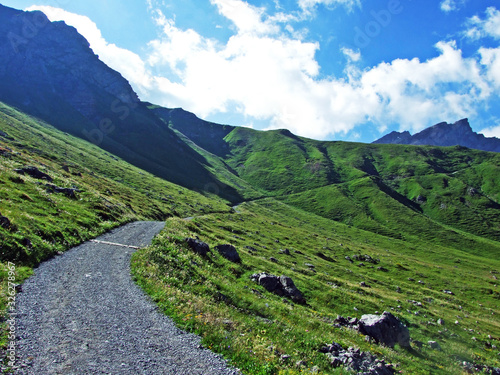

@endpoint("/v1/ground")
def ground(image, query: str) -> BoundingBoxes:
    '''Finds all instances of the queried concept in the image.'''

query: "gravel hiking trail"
[14,221,240,375]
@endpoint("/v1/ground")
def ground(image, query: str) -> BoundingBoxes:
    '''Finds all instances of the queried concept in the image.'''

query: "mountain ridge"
[373,118,500,152]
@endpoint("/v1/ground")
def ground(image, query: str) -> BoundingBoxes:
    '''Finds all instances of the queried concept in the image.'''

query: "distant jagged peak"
[373,118,500,153]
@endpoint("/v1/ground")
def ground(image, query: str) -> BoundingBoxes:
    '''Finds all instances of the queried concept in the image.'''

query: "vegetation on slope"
[0,102,231,355]
[132,199,500,374]
[170,120,500,243]
[0,100,499,374]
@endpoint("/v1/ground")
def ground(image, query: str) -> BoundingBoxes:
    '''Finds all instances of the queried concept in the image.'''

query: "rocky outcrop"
[14,166,52,182]
[215,244,241,263]
[45,184,80,199]
[251,273,306,304]
[185,238,210,256]
[358,312,411,348]
[320,342,395,374]
[334,312,410,349]
[373,119,500,153]
[0,4,138,122]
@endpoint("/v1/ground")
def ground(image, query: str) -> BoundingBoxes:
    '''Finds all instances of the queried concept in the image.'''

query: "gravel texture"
[14,221,240,374]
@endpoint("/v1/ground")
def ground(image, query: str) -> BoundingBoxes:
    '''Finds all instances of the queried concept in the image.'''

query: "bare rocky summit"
[373,118,500,153]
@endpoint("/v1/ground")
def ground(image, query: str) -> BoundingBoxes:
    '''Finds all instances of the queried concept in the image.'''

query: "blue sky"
[2,0,500,142]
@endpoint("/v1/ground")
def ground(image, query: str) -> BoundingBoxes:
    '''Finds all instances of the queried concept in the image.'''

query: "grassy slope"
[218,127,500,244]
[0,102,231,353]
[0,101,498,374]
[132,199,500,374]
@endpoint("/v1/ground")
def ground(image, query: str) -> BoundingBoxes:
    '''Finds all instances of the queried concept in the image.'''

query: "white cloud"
[341,47,361,62]
[465,7,500,40]
[298,0,361,12]
[210,0,279,35]
[26,2,500,140]
[480,124,500,138]
[440,0,462,13]
[25,5,152,95]
[479,47,500,88]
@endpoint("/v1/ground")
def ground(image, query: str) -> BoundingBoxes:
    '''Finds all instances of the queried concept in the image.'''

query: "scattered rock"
[244,245,258,253]
[279,249,290,255]
[14,166,53,182]
[358,312,411,348]
[351,254,380,264]
[269,257,278,263]
[214,244,241,263]
[467,187,479,197]
[295,360,307,368]
[0,130,14,140]
[462,361,500,375]
[416,195,426,204]
[320,342,395,374]
[442,290,454,295]
[360,281,370,288]
[437,318,445,326]
[251,272,306,304]
[305,263,315,268]
[185,238,210,256]
[0,215,11,229]
[45,184,80,199]
[280,354,291,362]
[428,341,441,350]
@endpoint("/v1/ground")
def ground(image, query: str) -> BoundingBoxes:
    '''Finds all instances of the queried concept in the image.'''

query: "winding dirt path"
[14,221,239,375]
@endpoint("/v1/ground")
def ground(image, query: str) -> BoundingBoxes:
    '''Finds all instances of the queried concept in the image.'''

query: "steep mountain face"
[373,118,500,152]
[0,4,243,202]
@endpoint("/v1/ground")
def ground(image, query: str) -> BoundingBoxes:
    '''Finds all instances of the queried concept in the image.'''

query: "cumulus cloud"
[480,124,500,138]
[26,2,500,140]
[465,6,500,40]
[440,0,465,13]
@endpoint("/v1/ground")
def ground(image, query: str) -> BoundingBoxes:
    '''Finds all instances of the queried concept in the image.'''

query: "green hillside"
[0,101,232,263]
[165,114,500,245]
[132,199,500,374]
[1,101,499,374]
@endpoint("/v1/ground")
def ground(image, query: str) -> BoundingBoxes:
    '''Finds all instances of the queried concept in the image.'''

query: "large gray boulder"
[215,244,241,263]
[251,273,306,304]
[185,238,210,256]
[279,275,306,304]
[358,312,410,348]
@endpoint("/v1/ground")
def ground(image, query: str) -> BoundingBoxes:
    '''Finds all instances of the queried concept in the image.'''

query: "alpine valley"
[0,4,499,375]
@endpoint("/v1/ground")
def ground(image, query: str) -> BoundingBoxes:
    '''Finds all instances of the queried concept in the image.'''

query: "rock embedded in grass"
[320,342,395,374]
[215,244,241,263]
[0,215,11,228]
[14,166,53,182]
[185,238,210,256]
[250,272,306,304]
[358,311,411,348]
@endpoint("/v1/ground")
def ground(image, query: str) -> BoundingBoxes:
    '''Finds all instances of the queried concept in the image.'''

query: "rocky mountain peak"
[0,4,138,121]
[373,118,500,153]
